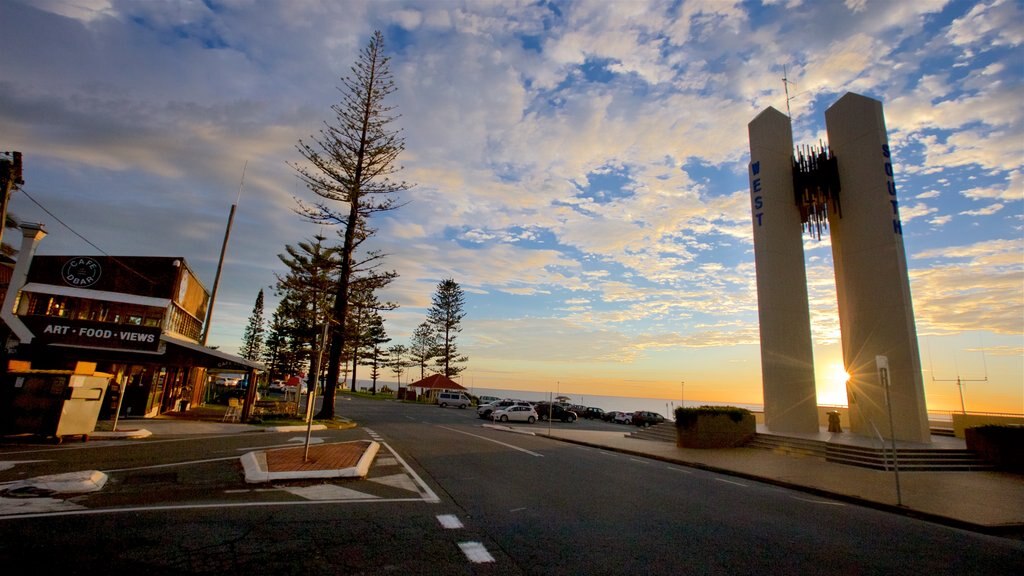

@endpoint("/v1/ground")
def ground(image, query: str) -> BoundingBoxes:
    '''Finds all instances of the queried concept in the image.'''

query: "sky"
[0,0,1021,414]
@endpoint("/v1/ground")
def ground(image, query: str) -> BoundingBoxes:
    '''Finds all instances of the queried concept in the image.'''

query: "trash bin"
[178,399,190,412]
[0,367,111,443]
[827,410,843,433]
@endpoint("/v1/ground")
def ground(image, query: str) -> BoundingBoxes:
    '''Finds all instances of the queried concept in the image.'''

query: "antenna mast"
[782,65,797,118]
[930,347,988,414]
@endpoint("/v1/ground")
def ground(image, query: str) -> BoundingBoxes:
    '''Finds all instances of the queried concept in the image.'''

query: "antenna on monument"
[782,64,798,118]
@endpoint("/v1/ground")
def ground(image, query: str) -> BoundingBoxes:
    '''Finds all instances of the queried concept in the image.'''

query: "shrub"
[675,405,751,428]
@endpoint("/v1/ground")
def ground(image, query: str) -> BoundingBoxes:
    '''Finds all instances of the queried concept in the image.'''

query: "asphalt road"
[0,395,1021,575]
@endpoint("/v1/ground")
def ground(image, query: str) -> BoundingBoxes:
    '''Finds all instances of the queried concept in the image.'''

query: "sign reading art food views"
[23,317,162,352]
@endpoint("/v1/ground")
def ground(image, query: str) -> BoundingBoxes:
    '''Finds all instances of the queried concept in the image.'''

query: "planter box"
[965,426,1024,471]
[676,410,756,449]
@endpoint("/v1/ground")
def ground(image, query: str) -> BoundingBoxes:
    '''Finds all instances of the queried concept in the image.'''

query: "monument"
[748,92,930,443]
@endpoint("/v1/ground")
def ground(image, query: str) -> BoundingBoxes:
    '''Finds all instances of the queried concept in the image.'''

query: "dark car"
[477,399,529,419]
[534,402,578,423]
[583,407,606,420]
[632,411,666,427]
[213,388,247,405]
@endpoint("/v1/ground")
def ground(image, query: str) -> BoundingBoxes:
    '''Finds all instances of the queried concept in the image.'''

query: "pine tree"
[408,321,436,382]
[427,278,468,378]
[240,289,265,361]
[291,30,411,418]
[358,311,390,394]
[387,344,408,387]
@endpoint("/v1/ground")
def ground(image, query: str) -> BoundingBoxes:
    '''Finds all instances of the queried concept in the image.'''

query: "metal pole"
[305,320,330,461]
[877,356,902,507]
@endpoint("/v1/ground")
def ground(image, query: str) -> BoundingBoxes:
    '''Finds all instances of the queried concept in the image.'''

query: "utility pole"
[201,162,246,346]
[0,152,24,250]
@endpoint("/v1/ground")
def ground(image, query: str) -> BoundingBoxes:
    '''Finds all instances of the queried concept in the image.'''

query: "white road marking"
[286,437,324,444]
[437,426,544,457]
[458,542,495,564]
[791,496,846,506]
[437,514,463,529]
[381,442,441,503]
[714,478,748,487]
[666,466,693,474]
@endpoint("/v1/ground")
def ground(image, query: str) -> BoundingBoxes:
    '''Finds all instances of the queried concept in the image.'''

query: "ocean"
[465,387,763,419]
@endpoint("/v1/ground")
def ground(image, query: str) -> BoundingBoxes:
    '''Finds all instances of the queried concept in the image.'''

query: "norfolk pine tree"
[427,278,469,378]
[240,289,266,361]
[408,321,436,382]
[291,31,411,418]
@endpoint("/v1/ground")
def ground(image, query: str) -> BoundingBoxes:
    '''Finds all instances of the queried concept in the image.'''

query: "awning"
[160,334,266,372]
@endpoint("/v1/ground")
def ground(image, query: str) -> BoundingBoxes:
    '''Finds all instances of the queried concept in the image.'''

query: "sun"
[818,363,850,406]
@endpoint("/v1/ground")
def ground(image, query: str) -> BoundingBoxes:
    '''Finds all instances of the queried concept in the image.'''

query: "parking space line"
[714,477,748,487]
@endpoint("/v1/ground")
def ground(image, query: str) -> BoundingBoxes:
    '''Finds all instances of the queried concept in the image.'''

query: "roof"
[408,373,466,390]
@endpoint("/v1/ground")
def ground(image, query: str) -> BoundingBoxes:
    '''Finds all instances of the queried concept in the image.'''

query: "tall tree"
[240,289,265,361]
[408,321,436,382]
[291,30,411,419]
[273,233,342,392]
[344,279,398,393]
[359,311,390,394]
[427,278,469,378]
[387,344,408,387]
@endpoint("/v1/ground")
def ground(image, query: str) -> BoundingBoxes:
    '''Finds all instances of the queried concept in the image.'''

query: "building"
[0,223,263,420]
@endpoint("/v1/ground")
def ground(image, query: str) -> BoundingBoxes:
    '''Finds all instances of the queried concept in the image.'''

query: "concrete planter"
[965,426,1024,471]
[676,410,756,449]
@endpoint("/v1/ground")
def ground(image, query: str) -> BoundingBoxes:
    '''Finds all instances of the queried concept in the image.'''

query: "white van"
[436,391,471,409]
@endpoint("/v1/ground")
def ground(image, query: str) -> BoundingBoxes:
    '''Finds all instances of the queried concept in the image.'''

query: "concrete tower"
[747,92,930,444]
[748,107,820,434]
[825,93,930,443]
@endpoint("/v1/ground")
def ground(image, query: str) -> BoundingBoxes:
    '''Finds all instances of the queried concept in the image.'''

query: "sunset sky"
[1,0,1020,414]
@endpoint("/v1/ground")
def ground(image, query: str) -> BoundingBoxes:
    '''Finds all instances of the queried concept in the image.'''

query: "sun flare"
[819,364,850,406]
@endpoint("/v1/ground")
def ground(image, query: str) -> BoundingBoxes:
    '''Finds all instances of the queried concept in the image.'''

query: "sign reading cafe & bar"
[23,317,162,352]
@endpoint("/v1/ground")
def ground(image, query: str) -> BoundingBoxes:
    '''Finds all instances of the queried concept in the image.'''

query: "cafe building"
[0,223,263,419]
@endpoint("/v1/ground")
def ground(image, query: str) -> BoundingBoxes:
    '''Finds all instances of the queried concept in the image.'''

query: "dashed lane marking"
[714,478,748,487]
[791,496,846,506]
[458,542,495,564]
[437,514,463,529]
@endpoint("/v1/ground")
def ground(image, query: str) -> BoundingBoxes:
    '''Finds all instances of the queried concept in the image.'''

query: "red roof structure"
[408,373,465,391]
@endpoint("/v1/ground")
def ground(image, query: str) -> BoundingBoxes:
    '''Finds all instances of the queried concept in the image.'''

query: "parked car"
[533,402,578,423]
[268,380,287,393]
[213,388,259,405]
[583,407,606,420]
[477,399,529,419]
[437,390,472,409]
[491,405,538,424]
[601,410,621,422]
[612,411,633,425]
[632,411,666,427]
[477,395,502,405]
